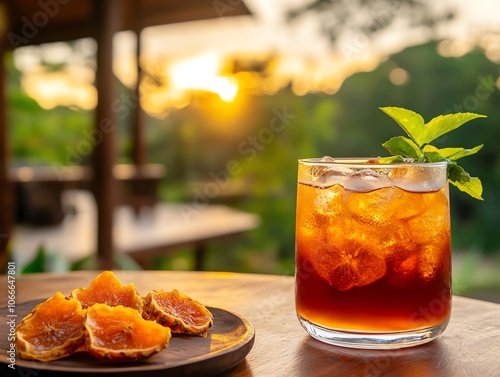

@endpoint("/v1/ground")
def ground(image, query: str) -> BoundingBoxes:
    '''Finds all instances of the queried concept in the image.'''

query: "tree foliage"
[287,0,454,45]
[7,40,500,273]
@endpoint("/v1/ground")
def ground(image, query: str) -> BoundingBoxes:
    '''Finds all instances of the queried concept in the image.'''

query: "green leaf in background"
[21,244,69,273]
[382,136,423,160]
[21,245,46,273]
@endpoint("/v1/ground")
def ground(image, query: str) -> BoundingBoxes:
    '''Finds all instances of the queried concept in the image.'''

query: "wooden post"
[0,9,12,269]
[93,0,121,269]
[132,0,145,167]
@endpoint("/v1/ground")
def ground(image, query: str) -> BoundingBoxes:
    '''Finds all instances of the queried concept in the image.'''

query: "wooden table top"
[2,270,500,376]
[13,191,260,269]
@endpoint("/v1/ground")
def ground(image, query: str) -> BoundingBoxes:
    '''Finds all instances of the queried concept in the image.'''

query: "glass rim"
[298,157,448,169]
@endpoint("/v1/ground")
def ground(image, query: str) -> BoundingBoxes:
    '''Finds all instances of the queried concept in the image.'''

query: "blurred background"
[1,0,499,302]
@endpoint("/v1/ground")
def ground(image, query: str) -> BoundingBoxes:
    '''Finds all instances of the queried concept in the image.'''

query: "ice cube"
[389,165,447,192]
[405,191,450,245]
[310,157,351,188]
[343,169,390,192]
[319,156,336,163]
[418,244,449,281]
[314,186,342,215]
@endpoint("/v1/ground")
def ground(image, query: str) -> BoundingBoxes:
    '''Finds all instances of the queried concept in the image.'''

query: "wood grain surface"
[1,270,499,376]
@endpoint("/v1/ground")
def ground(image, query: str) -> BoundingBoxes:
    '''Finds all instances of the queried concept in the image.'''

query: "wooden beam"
[2,0,252,49]
[92,0,121,269]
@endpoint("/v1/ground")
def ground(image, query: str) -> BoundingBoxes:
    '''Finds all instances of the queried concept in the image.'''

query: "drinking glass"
[295,157,451,349]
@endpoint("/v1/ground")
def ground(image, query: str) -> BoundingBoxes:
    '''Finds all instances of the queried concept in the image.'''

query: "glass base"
[298,316,449,349]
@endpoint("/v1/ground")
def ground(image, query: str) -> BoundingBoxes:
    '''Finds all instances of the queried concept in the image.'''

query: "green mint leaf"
[447,163,471,184]
[380,107,486,147]
[378,155,406,163]
[382,136,423,160]
[422,144,443,154]
[421,145,453,163]
[420,113,487,145]
[422,150,448,163]
[449,177,483,200]
[379,107,425,146]
[423,145,483,161]
[379,106,487,200]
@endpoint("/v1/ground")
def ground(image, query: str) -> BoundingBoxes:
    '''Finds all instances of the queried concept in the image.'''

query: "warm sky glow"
[139,52,240,117]
[169,53,238,102]
[11,0,500,114]
[22,68,97,110]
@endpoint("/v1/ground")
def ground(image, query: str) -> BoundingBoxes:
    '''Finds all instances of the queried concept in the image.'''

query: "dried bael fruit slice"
[16,292,87,362]
[143,289,214,337]
[85,303,171,362]
[71,271,143,313]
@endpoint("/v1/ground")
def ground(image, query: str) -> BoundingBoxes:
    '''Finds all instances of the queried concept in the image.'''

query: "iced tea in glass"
[295,157,451,349]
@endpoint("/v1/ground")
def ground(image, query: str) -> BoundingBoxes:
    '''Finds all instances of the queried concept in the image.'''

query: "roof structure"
[4,0,251,47]
[0,0,252,268]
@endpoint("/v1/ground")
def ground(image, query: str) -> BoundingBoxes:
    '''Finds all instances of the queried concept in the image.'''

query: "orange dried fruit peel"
[143,289,214,337]
[71,271,143,313]
[312,237,386,291]
[85,303,171,362]
[15,292,87,362]
[15,272,215,363]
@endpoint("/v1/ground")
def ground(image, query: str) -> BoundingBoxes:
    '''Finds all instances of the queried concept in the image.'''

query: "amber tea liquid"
[295,158,451,348]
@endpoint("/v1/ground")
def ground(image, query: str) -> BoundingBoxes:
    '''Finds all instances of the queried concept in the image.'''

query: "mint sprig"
[379,106,486,200]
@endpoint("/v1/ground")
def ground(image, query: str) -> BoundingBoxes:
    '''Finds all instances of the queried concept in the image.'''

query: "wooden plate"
[0,299,255,376]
